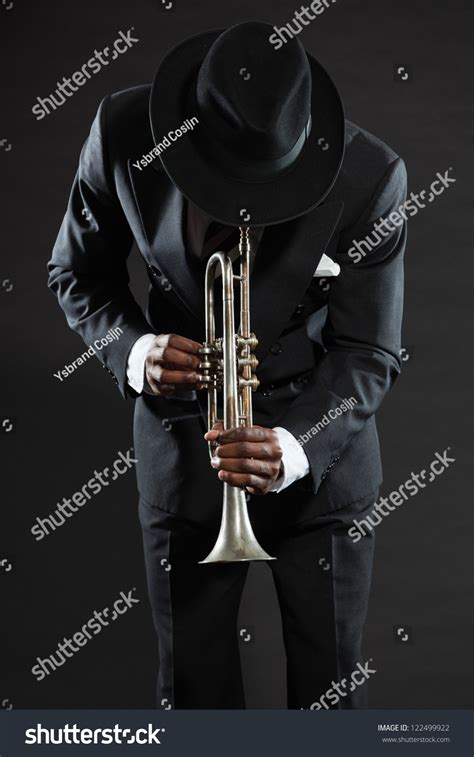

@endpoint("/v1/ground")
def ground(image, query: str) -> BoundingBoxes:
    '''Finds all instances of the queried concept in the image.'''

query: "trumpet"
[198,226,276,564]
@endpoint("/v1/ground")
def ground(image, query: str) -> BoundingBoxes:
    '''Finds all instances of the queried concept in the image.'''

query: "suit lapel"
[250,200,344,360]
[128,159,204,318]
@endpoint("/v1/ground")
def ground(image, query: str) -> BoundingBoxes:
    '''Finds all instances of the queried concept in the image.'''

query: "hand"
[144,334,203,396]
[205,424,283,495]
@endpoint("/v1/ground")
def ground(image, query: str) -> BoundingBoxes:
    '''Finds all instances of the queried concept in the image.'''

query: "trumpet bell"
[199,484,276,564]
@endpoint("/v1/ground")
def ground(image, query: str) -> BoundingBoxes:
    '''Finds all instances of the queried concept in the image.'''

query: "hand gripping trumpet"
[198,226,276,564]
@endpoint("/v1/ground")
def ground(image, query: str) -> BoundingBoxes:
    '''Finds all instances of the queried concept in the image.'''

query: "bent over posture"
[48,22,407,709]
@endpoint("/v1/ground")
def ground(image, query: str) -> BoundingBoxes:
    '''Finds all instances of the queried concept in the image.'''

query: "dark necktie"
[201,222,240,259]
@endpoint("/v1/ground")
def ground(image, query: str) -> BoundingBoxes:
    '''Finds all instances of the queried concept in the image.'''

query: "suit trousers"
[138,487,378,710]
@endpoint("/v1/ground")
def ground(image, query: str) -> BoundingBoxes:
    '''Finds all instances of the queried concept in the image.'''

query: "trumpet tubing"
[198,226,276,564]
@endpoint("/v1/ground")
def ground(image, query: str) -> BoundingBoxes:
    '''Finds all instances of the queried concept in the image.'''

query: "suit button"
[326,457,339,473]
[262,384,274,398]
[294,304,305,317]
[148,264,163,277]
[161,277,172,292]
[270,341,282,356]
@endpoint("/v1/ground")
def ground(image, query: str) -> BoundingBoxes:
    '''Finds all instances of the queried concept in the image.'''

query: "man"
[48,21,407,709]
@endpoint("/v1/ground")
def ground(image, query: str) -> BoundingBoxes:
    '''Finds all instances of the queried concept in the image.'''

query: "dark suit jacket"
[48,85,407,528]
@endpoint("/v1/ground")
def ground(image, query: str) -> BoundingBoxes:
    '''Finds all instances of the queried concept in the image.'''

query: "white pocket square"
[313,253,340,278]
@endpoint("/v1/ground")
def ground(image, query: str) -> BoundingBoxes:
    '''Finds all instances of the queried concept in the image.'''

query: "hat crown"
[196,22,312,161]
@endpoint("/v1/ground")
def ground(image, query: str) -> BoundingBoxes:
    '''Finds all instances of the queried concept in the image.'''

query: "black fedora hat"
[149,21,345,227]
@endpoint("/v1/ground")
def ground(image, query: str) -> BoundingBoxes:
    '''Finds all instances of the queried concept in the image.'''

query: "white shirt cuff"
[126,333,156,394]
[270,426,310,493]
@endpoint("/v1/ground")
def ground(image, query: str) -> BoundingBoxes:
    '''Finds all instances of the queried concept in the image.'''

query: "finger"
[150,346,202,371]
[158,385,176,396]
[211,457,275,477]
[155,334,202,355]
[216,426,274,444]
[148,366,202,385]
[214,441,280,460]
[204,422,224,441]
[146,376,176,396]
[217,470,266,490]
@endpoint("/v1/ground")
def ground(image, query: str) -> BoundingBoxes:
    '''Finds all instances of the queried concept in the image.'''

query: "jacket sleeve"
[47,95,152,397]
[278,157,407,493]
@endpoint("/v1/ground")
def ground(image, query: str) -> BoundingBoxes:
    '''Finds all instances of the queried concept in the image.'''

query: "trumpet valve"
[238,376,260,392]
[236,333,258,351]
[199,341,224,384]
[198,343,213,356]
[238,354,259,370]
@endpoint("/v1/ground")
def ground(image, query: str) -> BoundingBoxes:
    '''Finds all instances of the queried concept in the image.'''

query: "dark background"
[1,0,472,710]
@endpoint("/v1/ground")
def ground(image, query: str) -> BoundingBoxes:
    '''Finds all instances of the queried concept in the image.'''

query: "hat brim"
[149,28,345,227]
